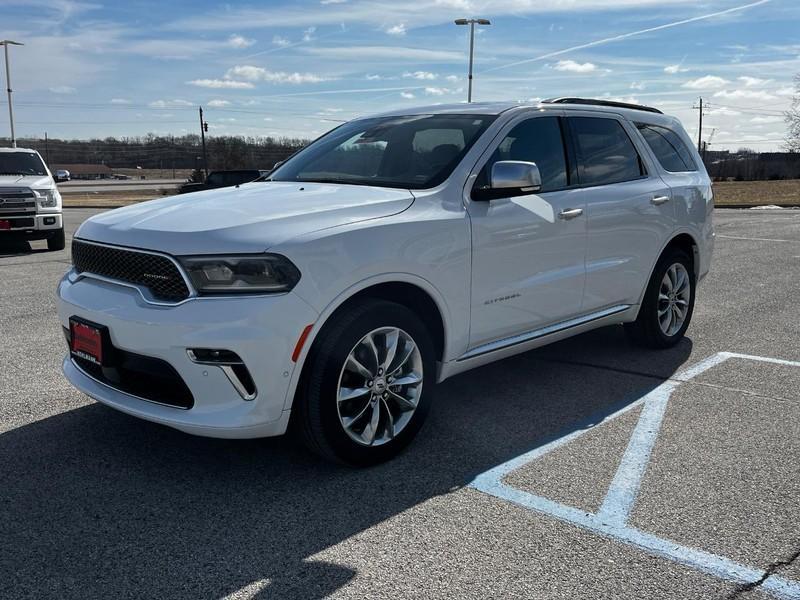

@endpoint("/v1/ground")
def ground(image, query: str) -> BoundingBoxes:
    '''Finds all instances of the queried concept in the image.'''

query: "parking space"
[1,208,798,599]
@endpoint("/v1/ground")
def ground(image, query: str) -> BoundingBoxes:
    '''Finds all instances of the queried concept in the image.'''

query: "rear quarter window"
[569,117,645,186]
[636,123,697,173]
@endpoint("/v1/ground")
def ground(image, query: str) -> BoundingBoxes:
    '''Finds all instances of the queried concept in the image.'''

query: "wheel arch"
[283,274,451,411]
[631,230,700,318]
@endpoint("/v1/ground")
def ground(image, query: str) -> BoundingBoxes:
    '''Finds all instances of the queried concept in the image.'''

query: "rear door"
[466,112,587,348]
[566,113,675,311]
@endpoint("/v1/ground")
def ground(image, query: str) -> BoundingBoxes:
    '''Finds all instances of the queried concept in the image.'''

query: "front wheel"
[47,228,66,251]
[625,249,695,349]
[295,299,435,466]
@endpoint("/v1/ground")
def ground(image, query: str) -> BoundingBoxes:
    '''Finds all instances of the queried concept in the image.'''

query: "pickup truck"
[0,147,64,251]
[178,169,269,194]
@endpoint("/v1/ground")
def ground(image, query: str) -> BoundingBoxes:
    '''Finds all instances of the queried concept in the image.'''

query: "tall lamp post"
[1,40,23,147]
[454,18,490,103]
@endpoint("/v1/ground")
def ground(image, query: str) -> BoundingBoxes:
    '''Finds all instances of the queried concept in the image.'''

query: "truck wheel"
[47,228,66,252]
[625,248,695,349]
[296,299,435,466]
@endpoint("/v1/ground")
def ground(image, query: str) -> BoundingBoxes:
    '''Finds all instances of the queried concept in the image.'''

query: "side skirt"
[437,304,638,382]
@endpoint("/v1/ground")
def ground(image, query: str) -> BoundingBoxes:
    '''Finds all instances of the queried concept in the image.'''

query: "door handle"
[651,195,670,206]
[558,208,584,220]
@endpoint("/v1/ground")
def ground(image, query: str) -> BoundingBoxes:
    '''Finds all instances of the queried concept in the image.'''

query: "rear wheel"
[296,299,435,466]
[625,248,695,349]
[47,228,65,251]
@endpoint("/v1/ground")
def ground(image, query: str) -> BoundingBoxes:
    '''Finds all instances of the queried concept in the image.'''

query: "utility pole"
[199,106,209,180]
[1,40,24,148]
[44,131,50,165]
[692,97,706,153]
[454,18,491,103]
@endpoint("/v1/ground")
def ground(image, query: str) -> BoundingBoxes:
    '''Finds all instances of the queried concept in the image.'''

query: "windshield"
[0,151,48,176]
[270,114,496,189]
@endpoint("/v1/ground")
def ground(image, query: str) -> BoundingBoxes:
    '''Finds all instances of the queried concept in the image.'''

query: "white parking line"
[471,352,800,599]
[717,234,797,243]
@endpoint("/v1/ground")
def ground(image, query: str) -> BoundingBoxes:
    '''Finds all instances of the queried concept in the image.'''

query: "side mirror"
[491,160,542,193]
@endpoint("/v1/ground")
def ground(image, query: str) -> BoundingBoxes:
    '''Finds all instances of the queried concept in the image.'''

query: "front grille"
[0,201,36,212]
[72,239,191,302]
[65,328,194,409]
[0,188,35,202]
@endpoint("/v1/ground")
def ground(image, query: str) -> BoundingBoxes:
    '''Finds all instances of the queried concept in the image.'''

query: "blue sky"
[2,0,798,150]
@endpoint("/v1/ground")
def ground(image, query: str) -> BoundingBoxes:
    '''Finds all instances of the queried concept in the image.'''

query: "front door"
[466,114,587,348]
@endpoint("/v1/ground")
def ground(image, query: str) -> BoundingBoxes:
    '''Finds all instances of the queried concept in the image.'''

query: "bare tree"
[787,74,800,152]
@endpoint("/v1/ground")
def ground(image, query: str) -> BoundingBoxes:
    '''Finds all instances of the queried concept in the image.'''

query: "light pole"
[454,18,490,103]
[1,40,23,147]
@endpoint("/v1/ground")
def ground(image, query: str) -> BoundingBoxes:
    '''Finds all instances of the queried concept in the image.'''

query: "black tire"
[624,248,695,349]
[47,228,66,251]
[295,299,436,466]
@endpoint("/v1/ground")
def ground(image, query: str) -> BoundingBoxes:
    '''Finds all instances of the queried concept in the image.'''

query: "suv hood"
[76,181,415,255]
[0,175,53,188]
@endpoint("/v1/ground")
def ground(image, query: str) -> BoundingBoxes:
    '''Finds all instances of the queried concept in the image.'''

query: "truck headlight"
[179,254,301,294]
[35,189,60,208]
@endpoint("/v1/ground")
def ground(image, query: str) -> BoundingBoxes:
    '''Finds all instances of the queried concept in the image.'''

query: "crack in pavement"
[725,546,800,599]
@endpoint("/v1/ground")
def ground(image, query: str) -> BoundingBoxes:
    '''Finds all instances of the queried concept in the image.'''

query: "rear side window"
[569,117,645,186]
[474,116,568,193]
[636,123,697,172]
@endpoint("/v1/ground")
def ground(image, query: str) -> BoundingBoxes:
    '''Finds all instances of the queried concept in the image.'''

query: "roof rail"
[542,97,663,115]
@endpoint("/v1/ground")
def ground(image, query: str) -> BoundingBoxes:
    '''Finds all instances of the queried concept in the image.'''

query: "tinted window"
[271,114,495,190]
[570,117,644,186]
[474,116,568,193]
[0,151,47,176]
[636,123,696,172]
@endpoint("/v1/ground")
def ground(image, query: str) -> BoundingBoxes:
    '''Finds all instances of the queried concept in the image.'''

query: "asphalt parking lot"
[1,208,798,599]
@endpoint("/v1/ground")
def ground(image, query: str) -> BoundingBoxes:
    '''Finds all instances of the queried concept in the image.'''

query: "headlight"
[35,189,60,208]
[179,254,301,294]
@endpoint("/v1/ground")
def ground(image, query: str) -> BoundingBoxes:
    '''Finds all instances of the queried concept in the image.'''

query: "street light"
[454,18,490,103]
[0,40,23,147]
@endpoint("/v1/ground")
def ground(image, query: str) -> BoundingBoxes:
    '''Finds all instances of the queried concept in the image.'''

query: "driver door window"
[473,116,569,196]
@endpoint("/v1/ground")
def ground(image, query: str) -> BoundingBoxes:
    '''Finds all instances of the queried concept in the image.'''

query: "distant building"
[51,164,114,180]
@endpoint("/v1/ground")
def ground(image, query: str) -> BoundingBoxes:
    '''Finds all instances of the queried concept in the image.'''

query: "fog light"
[44,217,56,225]
[187,348,257,400]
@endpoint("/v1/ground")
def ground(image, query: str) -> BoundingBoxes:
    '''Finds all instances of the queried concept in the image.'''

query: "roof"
[0,146,41,153]
[51,164,114,174]
[366,99,677,125]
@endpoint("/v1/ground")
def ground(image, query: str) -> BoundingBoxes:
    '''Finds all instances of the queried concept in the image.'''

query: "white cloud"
[682,75,728,89]
[403,70,437,80]
[227,34,255,49]
[365,74,383,80]
[445,74,459,82]
[320,0,346,3]
[552,60,596,73]
[630,81,646,91]
[187,78,255,89]
[707,106,741,116]
[386,23,406,36]
[149,99,193,108]
[207,99,231,107]
[774,87,794,97]
[272,35,291,47]
[400,91,415,99]
[664,64,689,74]
[714,89,777,101]
[49,85,76,94]
[738,76,771,87]
[750,116,783,124]
[225,64,330,84]
[302,26,316,42]
[110,98,131,104]
[424,87,448,96]
[300,45,463,62]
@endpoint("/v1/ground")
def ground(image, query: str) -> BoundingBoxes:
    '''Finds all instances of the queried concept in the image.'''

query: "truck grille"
[0,187,36,213]
[71,239,191,302]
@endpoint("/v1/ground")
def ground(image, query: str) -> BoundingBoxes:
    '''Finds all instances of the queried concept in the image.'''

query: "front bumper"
[0,213,63,234]
[57,270,318,438]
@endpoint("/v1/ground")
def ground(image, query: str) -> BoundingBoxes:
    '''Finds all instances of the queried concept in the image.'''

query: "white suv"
[0,147,64,251]
[57,99,713,465]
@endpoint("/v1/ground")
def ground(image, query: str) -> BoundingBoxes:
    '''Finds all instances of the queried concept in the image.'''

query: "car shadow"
[0,326,692,599]
[0,239,49,257]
